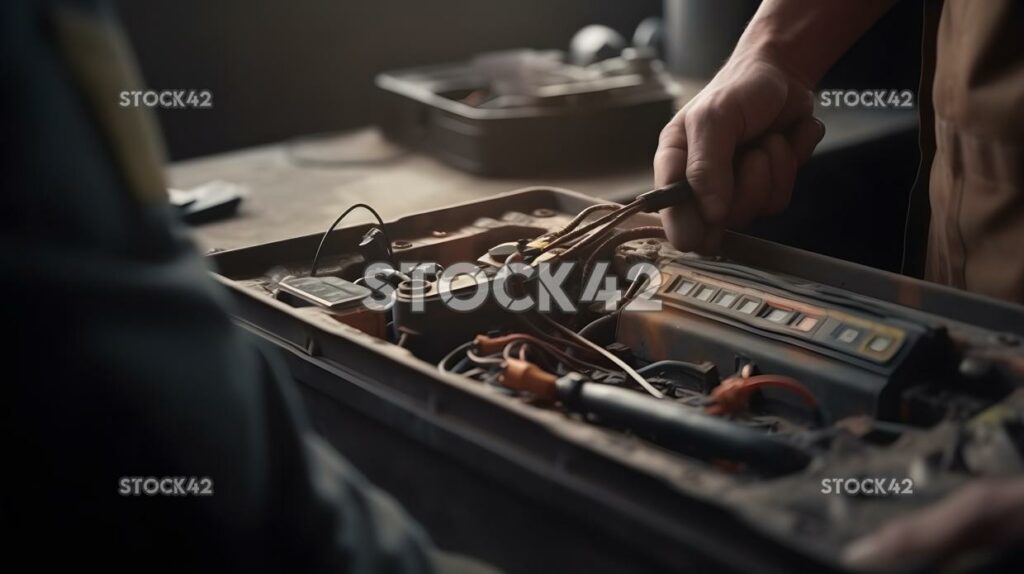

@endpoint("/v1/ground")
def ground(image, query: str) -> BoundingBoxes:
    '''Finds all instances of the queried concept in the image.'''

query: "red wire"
[707,374,818,416]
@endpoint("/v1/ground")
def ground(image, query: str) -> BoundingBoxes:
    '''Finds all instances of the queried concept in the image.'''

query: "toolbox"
[375,51,675,176]
[208,188,1024,573]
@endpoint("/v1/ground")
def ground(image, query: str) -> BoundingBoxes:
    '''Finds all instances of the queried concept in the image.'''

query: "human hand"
[654,54,825,252]
[842,478,1024,572]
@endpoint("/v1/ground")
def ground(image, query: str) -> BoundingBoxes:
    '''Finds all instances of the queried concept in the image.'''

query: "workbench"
[168,127,655,252]
[168,109,916,260]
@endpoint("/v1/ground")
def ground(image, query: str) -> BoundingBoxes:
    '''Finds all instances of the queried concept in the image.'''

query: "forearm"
[733,0,897,88]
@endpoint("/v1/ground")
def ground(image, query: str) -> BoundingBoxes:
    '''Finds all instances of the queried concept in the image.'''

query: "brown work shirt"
[921,0,1024,304]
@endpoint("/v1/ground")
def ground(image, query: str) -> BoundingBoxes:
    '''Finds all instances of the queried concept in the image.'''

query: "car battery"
[208,188,1024,573]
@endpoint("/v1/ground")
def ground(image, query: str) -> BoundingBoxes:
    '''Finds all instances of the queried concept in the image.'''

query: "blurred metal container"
[664,0,760,78]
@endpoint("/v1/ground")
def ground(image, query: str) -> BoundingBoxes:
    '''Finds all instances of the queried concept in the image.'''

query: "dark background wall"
[116,1,925,271]
[116,0,921,161]
[114,0,661,160]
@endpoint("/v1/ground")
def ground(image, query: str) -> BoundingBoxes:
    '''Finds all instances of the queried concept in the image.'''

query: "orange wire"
[706,374,818,416]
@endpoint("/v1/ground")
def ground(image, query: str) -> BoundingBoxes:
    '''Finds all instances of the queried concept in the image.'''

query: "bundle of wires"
[438,312,665,400]
[523,180,693,264]
[525,199,645,262]
[444,182,698,399]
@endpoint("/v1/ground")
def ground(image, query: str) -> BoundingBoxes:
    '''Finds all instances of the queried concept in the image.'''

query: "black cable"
[438,342,473,373]
[310,204,394,276]
[554,378,812,475]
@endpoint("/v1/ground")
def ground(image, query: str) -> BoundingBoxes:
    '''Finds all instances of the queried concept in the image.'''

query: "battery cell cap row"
[665,267,905,364]
[831,323,896,354]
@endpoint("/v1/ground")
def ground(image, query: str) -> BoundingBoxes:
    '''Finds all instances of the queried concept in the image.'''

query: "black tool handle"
[556,376,812,475]
[636,180,695,213]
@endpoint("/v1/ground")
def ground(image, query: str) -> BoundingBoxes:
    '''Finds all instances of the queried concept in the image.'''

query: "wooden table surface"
[167,128,656,252]
[168,106,915,253]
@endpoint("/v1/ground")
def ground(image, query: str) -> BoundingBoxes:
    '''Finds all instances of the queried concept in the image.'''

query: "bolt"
[392,240,413,250]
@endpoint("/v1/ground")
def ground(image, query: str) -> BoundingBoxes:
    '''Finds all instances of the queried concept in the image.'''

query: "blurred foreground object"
[1,1,491,571]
